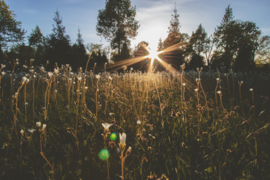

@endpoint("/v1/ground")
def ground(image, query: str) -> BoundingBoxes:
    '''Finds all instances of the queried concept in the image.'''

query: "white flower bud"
[36,122,41,128]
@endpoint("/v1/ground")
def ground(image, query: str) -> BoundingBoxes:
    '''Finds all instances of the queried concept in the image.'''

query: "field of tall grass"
[0,62,270,180]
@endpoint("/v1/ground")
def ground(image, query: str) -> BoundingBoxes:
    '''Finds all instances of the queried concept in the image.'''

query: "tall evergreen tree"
[157,37,163,51]
[72,29,87,70]
[0,0,25,61]
[28,25,43,49]
[46,10,71,70]
[96,0,140,59]
[214,5,235,68]
[163,4,188,68]
[168,3,180,36]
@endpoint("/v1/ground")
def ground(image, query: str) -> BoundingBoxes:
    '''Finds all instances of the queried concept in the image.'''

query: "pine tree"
[72,28,87,69]
[46,10,71,70]
[168,3,180,35]
[157,38,163,51]
[28,26,43,49]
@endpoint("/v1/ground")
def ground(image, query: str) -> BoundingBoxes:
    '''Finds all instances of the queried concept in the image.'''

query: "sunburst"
[104,40,188,74]
[144,47,163,72]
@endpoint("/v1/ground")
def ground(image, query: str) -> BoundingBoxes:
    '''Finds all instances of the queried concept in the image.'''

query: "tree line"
[0,0,269,72]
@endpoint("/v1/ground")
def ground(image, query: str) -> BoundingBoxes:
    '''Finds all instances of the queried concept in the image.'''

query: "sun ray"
[101,39,191,74]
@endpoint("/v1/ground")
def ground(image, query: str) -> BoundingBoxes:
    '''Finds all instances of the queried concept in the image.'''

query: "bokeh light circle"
[110,132,117,141]
[99,149,110,160]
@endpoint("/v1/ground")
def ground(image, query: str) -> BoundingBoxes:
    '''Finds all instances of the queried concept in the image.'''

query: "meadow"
[0,63,270,180]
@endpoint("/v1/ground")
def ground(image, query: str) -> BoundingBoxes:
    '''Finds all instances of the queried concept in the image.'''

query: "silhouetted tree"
[187,24,207,69]
[255,35,270,65]
[28,25,45,65]
[168,3,180,37]
[163,4,188,69]
[45,10,71,70]
[96,0,140,60]
[132,41,150,71]
[71,29,87,70]
[157,37,163,51]
[0,0,26,61]
[203,34,217,66]
[234,43,255,70]
[28,26,43,49]
[188,54,204,70]
[214,5,261,70]
[121,42,131,60]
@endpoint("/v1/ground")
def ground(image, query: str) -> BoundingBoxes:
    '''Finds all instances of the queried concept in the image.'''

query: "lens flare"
[103,40,189,74]
[110,132,117,141]
[99,149,110,160]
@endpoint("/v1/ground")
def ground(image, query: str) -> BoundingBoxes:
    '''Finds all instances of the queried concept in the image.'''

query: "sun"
[145,47,162,61]
[147,49,159,60]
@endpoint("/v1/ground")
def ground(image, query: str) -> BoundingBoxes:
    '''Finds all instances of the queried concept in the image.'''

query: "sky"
[5,0,270,51]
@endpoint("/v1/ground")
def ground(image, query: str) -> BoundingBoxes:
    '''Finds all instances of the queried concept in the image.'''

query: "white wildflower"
[28,129,36,133]
[102,123,112,132]
[36,122,41,128]
[48,72,53,78]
